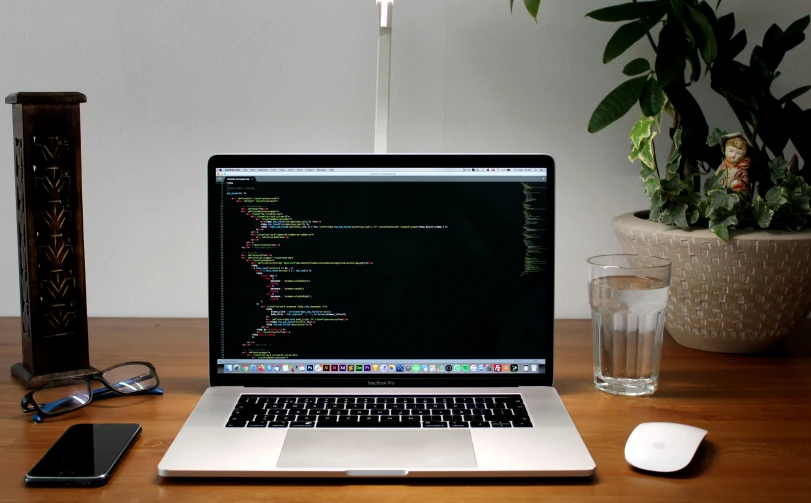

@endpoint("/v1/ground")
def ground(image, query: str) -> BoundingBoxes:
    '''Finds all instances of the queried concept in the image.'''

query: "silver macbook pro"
[157,154,595,478]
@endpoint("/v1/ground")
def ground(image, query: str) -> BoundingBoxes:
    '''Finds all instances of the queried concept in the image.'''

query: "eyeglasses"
[21,361,161,422]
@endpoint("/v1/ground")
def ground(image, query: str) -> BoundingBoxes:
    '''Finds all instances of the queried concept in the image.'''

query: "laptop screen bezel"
[208,154,555,388]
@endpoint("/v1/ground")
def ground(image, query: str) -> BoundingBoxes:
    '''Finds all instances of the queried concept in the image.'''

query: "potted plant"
[515,0,811,353]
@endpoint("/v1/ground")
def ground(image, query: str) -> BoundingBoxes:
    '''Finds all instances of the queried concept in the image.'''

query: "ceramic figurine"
[717,133,752,192]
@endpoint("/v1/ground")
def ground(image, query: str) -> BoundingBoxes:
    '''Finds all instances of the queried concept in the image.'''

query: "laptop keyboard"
[226,395,532,428]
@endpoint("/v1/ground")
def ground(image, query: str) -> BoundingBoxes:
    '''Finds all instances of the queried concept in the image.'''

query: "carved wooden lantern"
[6,92,97,389]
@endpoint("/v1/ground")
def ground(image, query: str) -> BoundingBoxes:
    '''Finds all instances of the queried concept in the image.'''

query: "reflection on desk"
[1,318,810,502]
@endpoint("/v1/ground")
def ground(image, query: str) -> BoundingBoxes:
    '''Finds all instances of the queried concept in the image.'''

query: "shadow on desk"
[156,473,600,487]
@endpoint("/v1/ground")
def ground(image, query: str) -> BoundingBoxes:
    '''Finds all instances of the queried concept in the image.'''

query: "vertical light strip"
[374,0,393,153]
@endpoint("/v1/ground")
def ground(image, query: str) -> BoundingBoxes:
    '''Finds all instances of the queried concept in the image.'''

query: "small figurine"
[717,133,752,192]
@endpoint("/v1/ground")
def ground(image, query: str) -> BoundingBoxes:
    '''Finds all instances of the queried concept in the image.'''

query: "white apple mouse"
[625,422,708,473]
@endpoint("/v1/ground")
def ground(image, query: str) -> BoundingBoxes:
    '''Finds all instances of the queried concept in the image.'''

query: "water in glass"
[590,275,669,396]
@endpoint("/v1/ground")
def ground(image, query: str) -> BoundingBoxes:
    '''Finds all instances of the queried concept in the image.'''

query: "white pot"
[612,211,811,353]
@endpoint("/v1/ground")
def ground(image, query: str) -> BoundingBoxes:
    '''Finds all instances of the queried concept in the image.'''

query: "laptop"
[157,154,595,478]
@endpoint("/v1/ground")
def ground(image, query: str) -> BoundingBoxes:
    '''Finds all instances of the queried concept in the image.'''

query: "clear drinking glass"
[588,254,671,396]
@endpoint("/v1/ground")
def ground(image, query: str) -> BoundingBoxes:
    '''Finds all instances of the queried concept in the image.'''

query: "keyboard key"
[350,410,370,416]
[423,421,448,428]
[396,398,415,404]
[380,416,400,423]
[309,409,331,416]
[297,397,318,404]
[426,403,445,410]
[375,397,397,404]
[371,409,390,416]
[415,398,434,404]
[286,404,307,410]
[456,397,474,404]
[316,398,337,403]
[267,421,289,428]
[435,397,454,404]
[346,404,366,410]
[470,421,490,428]
[238,396,258,404]
[491,422,512,428]
[449,421,469,428]
[290,421,316,428]
[247,421,268,428]
[326,403,346,410]
[512,420,533,427]
[280,397,298,404]
[316,421,421,428]
[386,403,406,410]
[358,416,379,423]
[367,404,386,410]
[226,421,247,427]
[295,415,319,422]
[335,398,354,404]
[318,416,338,422]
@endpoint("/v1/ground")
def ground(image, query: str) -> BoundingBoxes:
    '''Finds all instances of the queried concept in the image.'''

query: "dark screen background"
[218,180,550,361]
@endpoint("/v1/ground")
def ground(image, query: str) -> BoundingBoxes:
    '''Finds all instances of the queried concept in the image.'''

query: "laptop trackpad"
[276,430,478,469]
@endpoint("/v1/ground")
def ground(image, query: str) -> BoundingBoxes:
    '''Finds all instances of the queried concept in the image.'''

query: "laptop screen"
[209,156,554,385]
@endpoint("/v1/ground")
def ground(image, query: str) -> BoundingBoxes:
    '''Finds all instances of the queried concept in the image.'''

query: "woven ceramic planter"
[612,212,811,353]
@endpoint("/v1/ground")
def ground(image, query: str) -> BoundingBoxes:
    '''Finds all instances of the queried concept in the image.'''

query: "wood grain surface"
[1,317,809,503]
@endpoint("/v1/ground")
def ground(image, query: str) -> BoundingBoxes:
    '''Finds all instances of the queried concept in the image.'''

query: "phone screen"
[25,424,141,487]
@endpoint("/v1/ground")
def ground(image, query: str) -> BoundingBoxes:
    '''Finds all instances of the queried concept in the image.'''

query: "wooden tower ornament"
[6,92,97,389]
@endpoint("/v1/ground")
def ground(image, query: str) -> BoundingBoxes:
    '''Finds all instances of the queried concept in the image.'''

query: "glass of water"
[588,254,671,396]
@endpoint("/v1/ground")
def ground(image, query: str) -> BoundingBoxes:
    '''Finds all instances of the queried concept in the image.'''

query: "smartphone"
[24,423,141,487]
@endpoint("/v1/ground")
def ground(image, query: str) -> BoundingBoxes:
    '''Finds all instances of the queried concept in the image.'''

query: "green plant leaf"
[707,190,740,215]
[630,115,656,148]
[650,203,663,221]
[644,176,662,198]
[588,77,648,133]
[687,5,718,63]
[765,186,789,210]
[783,15,810,52]
[651,189,665,209]
[752,195,775,228]
[586,1,668,22]
[640,78,665,117]
[666,129,683,175]
[689,209,701,224]
[639,162,656,179]
[770,157,791,183]
[779,86,811,104]
[671,0,685,22]
[716,0,722,10]
[604,17,663,64]
[672,203,690,229]
[726,30,748,59]
[623,58,651,76]
[662,176,688,195]
[657,21,687,87]
[709,213,738,240]
[707,128,727,147]
[704,171,726,192]
[523,0,541,20]
[510,0,514,13]
[638,136,658,170]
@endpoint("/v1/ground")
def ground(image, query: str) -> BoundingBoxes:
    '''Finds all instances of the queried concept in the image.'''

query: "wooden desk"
[1,318,810,502]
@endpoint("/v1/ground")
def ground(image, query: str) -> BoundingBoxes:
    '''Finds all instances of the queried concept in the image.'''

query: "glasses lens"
[32,379,91,415]
[102,364,158,393]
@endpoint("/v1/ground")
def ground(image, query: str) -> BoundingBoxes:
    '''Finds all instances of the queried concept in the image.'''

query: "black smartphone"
[24,423,141,487]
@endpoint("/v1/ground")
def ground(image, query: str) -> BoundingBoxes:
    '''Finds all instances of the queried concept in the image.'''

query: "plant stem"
[632,0,659,51]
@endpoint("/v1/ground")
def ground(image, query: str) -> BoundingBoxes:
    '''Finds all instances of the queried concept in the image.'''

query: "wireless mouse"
[625,422,708,473]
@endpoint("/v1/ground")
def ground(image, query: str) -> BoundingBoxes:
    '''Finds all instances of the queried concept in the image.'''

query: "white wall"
[1,0,809,319]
